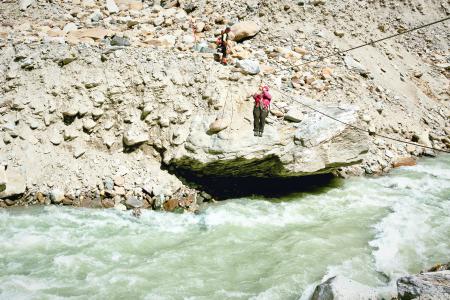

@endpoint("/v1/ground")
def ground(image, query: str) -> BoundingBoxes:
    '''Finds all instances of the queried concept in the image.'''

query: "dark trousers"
[253,106,269,133]
[221,46,227,57]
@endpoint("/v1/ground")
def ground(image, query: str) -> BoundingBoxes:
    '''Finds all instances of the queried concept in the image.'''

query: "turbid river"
[1,155,449,299]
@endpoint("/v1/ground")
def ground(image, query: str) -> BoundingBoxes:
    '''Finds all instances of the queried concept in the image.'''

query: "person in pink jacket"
[253,85,272,137]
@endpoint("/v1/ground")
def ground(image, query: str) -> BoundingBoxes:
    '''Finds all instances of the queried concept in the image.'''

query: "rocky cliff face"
[0,0,449,209]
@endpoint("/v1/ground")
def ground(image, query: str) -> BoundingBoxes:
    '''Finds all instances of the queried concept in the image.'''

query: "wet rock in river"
[311,275,378,300]
[392,157,416,168]
[163,198,179,212]
[397,270,450,300]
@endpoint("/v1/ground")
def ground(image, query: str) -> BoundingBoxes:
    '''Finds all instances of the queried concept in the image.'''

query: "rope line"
[272,87,450,154]
[283,16,450,69]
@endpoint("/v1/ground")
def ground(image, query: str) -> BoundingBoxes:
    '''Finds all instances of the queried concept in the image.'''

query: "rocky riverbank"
[310,263,450,300]
[1,0,449,210]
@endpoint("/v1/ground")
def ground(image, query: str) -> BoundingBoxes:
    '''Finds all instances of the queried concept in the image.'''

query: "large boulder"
[397,270,450,299]
[168,99,368,178]
[311,276,378,300]
[0,166,6,193]
[0,168,27,199]
[230,21,261,42]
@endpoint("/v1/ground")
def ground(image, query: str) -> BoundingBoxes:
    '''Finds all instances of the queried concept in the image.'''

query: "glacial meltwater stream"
[0,155,449,300]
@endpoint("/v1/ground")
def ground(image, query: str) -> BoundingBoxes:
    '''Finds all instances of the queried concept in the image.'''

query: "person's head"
[260,84,269,92]
[225,27,231,33]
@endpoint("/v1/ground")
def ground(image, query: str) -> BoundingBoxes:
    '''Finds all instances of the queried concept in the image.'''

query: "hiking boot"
[258,131,263,137]
[254,131,258,136]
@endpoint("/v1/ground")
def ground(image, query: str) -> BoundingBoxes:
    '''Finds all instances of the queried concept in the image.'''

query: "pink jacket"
[253,88,272,110]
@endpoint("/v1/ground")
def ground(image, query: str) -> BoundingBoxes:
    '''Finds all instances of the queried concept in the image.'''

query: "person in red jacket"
[253,85,272,137]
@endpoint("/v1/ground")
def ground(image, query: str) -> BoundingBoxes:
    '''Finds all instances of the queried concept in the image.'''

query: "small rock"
[163,198,179,212]
[113,176,125,187]
[413,71,423,78]
[62,197,74,206]
[50,188,65,204]
[64,127,80,141]
[114,186,125,196]
[91,108,104,120]
[73,144,86,159]
[406,144,416,153]
[362,114,371,123]
[127,20,139,28]
[102,198,115,208]
[393,157,417,168]
[413,131,432,147]
[82,119,96,133]
[154,16,165,26]
[103,134,115,149]
[344,56,369,77]
[284,107,304,123]
[35,192,46,204]
[209,118,228,133]
[270,109,284,118]
[62,106,79,118]
[123,124,148,146]
[236,59,260,75]
[50,132,63,145]
[89,10,103,22]
[114,203,127,211]
[19,0,35,11]
[311,79,325,91]
[111,35,130,47]
[312,0,327,5]
[106,0,119,13]
[158,116,170,127]
[334,30,345,37]
[321,67,333,79]
[104,177,114,190]
[125,195,144,209]
[63,23,78,33]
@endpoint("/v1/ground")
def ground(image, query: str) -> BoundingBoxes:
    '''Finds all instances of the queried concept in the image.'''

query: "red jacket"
[253,89,272,110]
